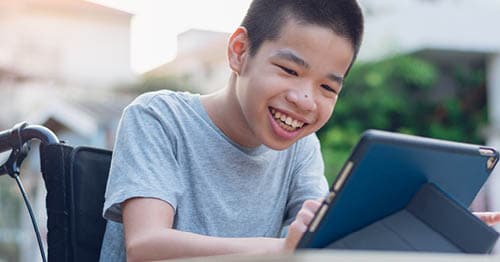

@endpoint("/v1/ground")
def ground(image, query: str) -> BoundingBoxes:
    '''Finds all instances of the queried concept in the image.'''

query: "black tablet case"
[327,183,499,253]
[297,130,499,253]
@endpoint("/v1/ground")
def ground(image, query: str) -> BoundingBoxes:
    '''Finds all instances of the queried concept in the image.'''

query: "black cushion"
[69,147,111,261]
[41,144,111,262]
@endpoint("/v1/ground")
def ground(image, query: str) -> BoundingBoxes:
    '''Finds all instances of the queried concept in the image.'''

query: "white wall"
[359,0,500,61]
[0,1,134,88]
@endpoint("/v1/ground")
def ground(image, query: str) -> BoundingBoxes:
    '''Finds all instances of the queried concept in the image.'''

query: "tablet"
[296,130,499,249]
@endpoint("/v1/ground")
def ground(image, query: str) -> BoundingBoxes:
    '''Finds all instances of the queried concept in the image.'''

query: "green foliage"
[318,55,487,184]
[0,179,21,228]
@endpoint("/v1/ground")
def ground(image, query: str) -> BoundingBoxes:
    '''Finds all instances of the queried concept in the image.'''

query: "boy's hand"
[284,199,323,252]
[474,212,500,226]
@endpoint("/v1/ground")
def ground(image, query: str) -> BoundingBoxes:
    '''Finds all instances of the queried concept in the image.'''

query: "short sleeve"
[281,134,329,237]
[102,95,184,223]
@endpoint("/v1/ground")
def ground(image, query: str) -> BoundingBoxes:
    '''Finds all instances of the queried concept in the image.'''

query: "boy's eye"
[321,84,338,94]
[277,65,298,76]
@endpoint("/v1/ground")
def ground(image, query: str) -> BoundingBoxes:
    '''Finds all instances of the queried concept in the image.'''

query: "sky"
[88,0,252,73]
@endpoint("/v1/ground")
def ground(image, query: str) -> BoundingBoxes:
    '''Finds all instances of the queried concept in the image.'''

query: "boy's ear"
[227,27,250,75]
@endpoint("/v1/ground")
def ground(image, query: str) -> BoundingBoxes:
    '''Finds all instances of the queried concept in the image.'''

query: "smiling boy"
[99,0,499,261]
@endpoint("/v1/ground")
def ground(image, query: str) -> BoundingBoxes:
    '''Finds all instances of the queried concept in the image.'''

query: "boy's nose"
[285,87,317,112]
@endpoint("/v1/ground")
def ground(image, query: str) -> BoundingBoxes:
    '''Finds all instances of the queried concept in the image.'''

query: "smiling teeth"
[270,108,305,129]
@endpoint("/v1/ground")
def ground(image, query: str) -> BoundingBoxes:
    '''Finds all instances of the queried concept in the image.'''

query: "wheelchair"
[0,122,111,262]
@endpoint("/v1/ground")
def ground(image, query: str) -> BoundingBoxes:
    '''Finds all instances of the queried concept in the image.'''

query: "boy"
[100,0,500,261]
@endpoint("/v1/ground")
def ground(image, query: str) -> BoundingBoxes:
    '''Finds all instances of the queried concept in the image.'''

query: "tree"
[319,55,487,183]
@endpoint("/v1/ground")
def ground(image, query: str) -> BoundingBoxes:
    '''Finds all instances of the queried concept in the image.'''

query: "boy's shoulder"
[130,89,196,108]
[286,133,321,161]
[122,90,201,132]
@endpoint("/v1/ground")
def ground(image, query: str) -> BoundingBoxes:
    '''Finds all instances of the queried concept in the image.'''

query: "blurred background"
[0,0,500,260]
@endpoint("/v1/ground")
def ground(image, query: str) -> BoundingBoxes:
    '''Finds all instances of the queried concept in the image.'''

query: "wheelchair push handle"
[0,122,60,153]
[0,126,17,153]
[0,122,60,262]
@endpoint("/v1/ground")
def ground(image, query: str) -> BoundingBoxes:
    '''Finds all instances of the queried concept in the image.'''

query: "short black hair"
[241,0,364,75]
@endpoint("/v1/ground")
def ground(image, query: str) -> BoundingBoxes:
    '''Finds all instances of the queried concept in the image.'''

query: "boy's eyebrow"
[328,73,344,85]
[271,50,310,69]
[271,49,344,85]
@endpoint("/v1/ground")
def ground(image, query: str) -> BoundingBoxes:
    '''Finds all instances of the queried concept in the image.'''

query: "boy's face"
[228,19,354,150]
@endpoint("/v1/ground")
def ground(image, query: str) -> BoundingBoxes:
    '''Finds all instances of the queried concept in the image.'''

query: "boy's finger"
[303,199,323,212]
[297,209,315,226]
[474,212,500,226]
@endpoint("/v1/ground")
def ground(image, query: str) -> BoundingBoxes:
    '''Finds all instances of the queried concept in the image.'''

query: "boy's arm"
[122,197,320,261]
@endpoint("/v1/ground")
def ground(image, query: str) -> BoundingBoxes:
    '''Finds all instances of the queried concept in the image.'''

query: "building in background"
[0,0,135,143]
[146,29,230,94]
[0,1,135,261]
[0,0,135,141]
[0,0,133,87]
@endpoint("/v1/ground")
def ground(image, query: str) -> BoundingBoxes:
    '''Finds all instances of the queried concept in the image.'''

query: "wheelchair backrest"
[41,143,111,262]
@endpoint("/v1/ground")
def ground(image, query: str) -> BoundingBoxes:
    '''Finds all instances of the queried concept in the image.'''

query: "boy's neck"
[200,73,261,148]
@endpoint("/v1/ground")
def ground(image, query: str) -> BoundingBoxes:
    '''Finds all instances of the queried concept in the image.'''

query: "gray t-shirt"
[99,90,328,261]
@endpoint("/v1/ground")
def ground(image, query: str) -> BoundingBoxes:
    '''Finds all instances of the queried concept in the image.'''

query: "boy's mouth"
[269,107,306,132]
